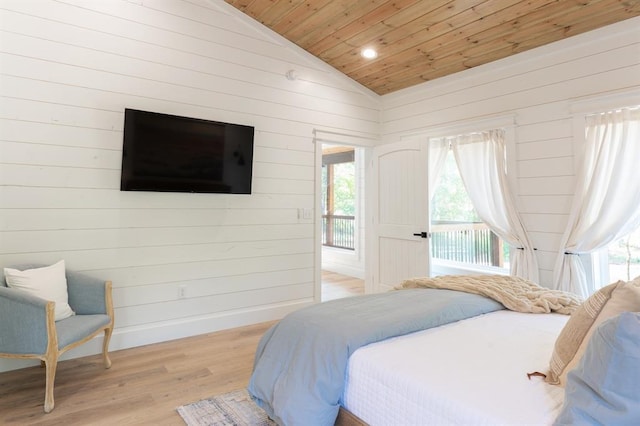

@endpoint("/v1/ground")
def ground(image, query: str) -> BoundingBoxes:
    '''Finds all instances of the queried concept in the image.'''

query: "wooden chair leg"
[44,355,58,413]
[103,326,113,369]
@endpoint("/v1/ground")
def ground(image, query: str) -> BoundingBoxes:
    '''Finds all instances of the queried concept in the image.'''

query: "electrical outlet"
[178,285,187,299]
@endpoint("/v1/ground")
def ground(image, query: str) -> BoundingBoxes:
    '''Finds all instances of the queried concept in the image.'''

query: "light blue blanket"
[248,288,504,426]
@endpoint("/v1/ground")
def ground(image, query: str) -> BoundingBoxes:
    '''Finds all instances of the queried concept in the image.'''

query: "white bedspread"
[343,311,568,426]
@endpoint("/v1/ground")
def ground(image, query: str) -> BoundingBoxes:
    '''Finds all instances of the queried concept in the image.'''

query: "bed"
[248,275,640,426]
[342,310,567,425]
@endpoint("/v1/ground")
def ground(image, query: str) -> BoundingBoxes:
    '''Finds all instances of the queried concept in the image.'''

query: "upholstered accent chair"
[0,265,114,413]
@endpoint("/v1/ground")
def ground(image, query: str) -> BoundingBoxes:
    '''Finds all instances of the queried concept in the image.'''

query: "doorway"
[319,143,365,301]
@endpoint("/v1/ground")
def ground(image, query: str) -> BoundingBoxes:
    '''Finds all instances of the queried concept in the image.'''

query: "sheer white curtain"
[553,108,640,298]
[428,137,449,201]
[451,130,539,282]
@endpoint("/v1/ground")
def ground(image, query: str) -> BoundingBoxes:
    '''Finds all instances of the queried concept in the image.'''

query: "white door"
[371,137,430,292]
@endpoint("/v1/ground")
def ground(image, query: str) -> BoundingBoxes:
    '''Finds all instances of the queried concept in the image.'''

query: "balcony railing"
[430,220,504,267]
[321,216,503,263]
[322,214,355,250]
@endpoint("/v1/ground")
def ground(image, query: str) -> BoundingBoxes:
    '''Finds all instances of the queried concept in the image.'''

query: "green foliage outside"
[431,153,480,222]
[322,162,355,215]
[430,152,509,265]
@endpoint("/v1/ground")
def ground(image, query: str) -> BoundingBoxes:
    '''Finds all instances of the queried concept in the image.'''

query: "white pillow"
[4,260,75,321]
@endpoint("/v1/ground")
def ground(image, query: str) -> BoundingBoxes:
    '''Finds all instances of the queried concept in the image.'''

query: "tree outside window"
[608,228,640,281]
[322,147,355,250]
[430,151,509,268]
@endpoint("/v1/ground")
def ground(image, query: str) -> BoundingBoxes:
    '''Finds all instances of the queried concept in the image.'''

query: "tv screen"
[120,109,254,194]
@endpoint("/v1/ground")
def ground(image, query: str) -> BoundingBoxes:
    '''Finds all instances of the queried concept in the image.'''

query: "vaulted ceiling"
[225,0,640,95]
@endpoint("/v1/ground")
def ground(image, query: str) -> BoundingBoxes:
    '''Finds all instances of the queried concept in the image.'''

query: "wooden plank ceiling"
[225,0,640,95]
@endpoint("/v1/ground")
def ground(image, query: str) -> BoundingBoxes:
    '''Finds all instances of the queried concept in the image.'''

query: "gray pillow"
[554,312,640,425]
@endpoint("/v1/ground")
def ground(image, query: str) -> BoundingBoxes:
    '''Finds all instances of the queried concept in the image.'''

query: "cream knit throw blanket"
[397,275,582,315]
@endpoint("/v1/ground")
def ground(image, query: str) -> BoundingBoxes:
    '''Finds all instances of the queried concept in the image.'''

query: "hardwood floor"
[0,321,274,425]
[0,272,364,425]
[321,270,364,301]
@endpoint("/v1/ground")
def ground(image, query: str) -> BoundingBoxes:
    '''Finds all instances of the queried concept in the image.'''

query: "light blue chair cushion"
[56,314,111,349]
[554,311,640,426]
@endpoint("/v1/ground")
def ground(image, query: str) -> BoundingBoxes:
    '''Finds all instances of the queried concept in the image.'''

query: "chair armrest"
[0,287,51,355]
[66,271,111,315]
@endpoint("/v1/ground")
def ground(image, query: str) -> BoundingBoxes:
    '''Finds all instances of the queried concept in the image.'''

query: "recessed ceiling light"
[361,48,378,59]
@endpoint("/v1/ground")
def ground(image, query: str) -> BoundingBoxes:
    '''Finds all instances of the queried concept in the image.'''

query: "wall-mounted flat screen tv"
[120,108,254,194]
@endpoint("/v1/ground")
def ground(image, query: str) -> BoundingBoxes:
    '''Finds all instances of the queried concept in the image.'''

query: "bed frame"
[336,407,367,426]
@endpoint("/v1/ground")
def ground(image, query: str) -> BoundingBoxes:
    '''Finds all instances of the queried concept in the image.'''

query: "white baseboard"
[0,300,311,373]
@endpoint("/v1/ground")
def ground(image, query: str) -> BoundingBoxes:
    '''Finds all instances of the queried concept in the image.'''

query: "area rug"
[177,388,276,426]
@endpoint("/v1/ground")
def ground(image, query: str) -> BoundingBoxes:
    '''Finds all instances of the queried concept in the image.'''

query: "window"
[573,105,640,293]
[430,150,509,270]
[321,147,355,250]
[607,228,640,282]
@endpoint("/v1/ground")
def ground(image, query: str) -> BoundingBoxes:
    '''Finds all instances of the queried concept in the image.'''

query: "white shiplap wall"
[0,0,380,371]
[381,17,640,288]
